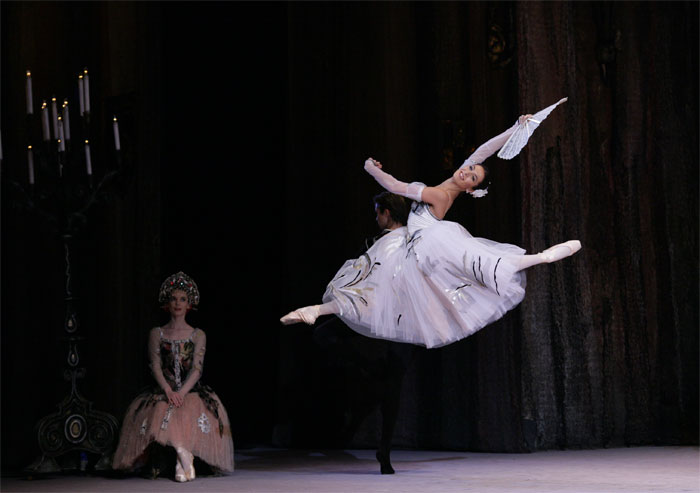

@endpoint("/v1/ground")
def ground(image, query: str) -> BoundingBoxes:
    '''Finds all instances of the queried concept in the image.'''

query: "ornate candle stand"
[7,70,125,474]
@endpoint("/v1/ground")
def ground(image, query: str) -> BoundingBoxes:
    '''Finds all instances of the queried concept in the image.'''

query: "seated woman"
[112,272,234,481]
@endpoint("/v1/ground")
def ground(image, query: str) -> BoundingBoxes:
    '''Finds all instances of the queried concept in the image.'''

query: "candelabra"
[7,68,125,474]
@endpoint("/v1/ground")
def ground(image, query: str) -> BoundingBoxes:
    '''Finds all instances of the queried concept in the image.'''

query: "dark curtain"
[2,1,697,474]
[278,1,698,453]
[516,1,698,449]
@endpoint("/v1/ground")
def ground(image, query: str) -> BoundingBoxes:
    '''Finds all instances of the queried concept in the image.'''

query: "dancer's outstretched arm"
[461,114,531,167]
[363,159,425,202]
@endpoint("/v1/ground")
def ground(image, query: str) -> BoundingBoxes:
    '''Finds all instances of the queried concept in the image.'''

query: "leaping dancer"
[282,99,579,349]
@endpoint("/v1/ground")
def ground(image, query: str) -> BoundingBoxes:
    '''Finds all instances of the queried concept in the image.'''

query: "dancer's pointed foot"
[174,461,186,482]
[376,451,395,475]
[175,447,195,482]
[184,455,195,481]
[539,240,581,263]
[280,305,321,325]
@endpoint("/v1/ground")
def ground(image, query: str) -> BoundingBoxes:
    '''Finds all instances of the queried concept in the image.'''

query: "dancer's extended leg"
[514,240,581,272]
[280,300,340,325]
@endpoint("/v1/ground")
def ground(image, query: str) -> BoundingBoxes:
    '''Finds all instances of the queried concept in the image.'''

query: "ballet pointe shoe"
[175,446,195,482]
[174,460,186,482]
[539,240,581,263]
[280,305,321,325]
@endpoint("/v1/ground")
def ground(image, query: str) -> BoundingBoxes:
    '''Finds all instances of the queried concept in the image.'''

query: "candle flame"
[84,69,88,75]
[28,145,33,150]
[79,74,83,80]
[26,70,31,77]
[85,140,89,144]
[52,96,57,102]
[42,102,47,109]
[113,116,118,122]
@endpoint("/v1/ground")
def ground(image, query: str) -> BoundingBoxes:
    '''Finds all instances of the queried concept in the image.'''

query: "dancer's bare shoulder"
[420,186,452,219]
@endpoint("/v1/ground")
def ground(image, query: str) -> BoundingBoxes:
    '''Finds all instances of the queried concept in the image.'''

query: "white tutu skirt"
[323,204,526,348]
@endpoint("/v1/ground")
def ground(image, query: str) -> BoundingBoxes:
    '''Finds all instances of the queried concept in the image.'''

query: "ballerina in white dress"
[281,105,580,349]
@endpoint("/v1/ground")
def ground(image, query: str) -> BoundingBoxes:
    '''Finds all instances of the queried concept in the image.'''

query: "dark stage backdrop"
[1,1,697,473]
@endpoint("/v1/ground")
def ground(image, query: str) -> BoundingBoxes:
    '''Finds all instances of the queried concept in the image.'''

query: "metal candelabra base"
[26,368,119,474]
[23,235,120,474]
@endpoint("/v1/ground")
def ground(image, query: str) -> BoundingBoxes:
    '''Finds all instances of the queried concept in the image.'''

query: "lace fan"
[497,97,568,160]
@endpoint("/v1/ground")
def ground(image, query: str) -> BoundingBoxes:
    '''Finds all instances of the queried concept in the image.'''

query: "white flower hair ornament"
[467,187,489,198]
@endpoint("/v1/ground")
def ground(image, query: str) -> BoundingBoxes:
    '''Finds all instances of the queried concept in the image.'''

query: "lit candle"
[62,100,71,141]
[26,70,34,115]
[84,140,92,175]
[78,74,85,115]
[41,101,50,141]
[83,69,90,114]
[113,116,121,151]
[27,145,35,184]
[58,116,66,152]
[51,97,58,140]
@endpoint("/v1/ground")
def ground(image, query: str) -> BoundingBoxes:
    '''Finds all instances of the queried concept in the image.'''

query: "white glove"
[364,158,425,202]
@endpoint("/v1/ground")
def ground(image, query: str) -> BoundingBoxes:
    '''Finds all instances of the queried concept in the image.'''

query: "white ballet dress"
[322,201,526,348]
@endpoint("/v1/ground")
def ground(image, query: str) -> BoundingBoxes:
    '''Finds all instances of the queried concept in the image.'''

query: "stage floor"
[2,446,698,492]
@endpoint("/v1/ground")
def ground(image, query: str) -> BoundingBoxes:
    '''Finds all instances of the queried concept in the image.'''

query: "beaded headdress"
[158,271,200,306]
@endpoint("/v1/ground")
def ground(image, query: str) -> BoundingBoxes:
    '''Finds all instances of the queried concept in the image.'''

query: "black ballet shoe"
[376,451,395,475]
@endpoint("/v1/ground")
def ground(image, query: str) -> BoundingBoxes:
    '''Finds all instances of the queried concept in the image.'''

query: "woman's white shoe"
[280,305,321,325]
[175,446,195,482]
[539,240,581,263]
[174,461,187,482]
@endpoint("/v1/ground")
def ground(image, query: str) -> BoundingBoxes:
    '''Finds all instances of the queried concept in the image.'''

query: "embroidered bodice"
[134,326,224,437]
[149,327,205,392]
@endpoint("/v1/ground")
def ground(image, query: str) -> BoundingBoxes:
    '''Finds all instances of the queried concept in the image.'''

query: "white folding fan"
[497,97,568,160]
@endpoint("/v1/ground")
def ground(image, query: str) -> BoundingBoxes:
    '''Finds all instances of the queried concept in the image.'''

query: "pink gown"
[112,327,234,472]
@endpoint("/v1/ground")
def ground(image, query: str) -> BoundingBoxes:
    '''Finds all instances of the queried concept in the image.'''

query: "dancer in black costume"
[312,192,415,474]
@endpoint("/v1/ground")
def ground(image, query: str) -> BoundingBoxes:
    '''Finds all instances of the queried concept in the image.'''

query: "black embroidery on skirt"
[132,387,167,421]
[406,231,423,259]
[478,256,486,286]
[472,256,486,287]
[494,257,502,296]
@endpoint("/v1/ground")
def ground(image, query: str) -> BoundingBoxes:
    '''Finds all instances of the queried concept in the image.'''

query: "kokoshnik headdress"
[158,271,200,306]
